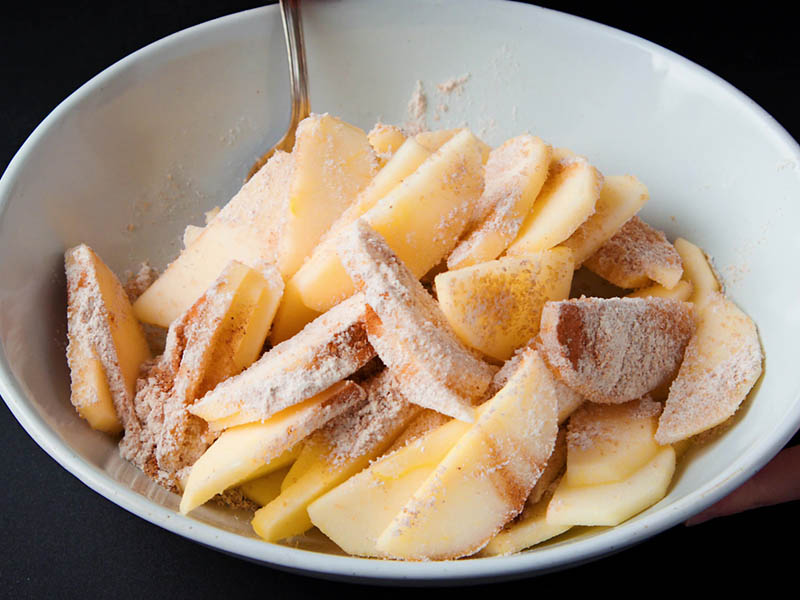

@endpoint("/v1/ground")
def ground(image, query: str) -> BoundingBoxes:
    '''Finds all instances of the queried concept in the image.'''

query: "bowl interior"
[2,0,800,583]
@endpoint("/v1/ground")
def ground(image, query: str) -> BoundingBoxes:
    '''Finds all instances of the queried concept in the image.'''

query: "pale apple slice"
[250,371,419,542]
[489,349,584,424]
[505,156,603,256]
[481,430,569,556]
[190,292,374,428]
[65,244,152,434]
[375,347,558,560]
[561,175,649,266]
[67,346,121,434]
[656,292,762,444]
[277,114,377,279]
[480,482,570,556]
[584,216,683,289]
[362,128,485,279]
[546,445,676,527]
[385,408,452,453]
[627,280,693,302]
[538,297,695,404]
[415,128,492,164]
[133,151,294,327]
[338,220,495,422]
[673,238,721,310]
[447,135,552,269]
[179,380,364,514]
[288,138,432,320]
[566,397,662,486]
[368,122,406,165]
[268,278,322,346]
[308,416,472,558]
[239,466,292,507]
[436,248,574,362]
[183,224,204,249]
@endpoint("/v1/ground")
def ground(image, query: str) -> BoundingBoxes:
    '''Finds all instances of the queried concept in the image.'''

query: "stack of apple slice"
[63,114,763,560]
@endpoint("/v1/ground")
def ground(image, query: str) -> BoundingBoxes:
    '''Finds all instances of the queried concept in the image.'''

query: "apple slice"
[488,350,584,424]
[447,135,552,269]
[190,292,374,429]
[338,220,495,422]
[250,371,419,542]
[375,347,558,560]
[480,481,570,556]
[561,175,649,266]
[656,292,762,444]
[538,297,695,404]
[627,280,693,302]
[546,445,676,527]
[505,156,603,256]
[308,416,472,558]
[133,151,294,327]
[435,248,574,362]
[287,137,432,321]
[584,216,683,289]
[566,397,662,486]
[179,380,364,514]
[673,238,721,310]
[362,128,485,279]
[277,114,377,279]
[239,466,293,507]
[415,128,492,164]
[65,244,152,434]
[368,123,406,165]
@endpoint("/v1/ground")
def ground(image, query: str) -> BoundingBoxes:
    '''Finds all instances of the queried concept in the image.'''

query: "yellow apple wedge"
[565,397,662,486]
[362,128,485,279]
[277,114,377,279]
[627,280,692,302]
[179,380,364,514]
[191,293,373,429]
[480,483,571,556]
[546,445,676,527]
[250,371,418,542]
[368,123,406,165]
[435,248,574,362]
[289,138,432,318]
[656,292,762,444]
[307,418,472,558]
[67,347,121,434]
[375,347,558,560]
[447,135,552,269]
[505,156,603,256]
[65,244,151,433]
[206,260,284,377]
[415,128,492,164]
[561,175,649,266]
[268,277,322,346]
[673,238,721,310]
[239,466,293,507]
[133,151,294,327]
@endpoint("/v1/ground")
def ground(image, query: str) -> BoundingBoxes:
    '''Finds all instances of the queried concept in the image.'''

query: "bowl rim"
[2,0,800,584]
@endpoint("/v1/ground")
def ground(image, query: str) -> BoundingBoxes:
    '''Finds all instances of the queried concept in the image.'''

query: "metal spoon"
[247,0,310,181]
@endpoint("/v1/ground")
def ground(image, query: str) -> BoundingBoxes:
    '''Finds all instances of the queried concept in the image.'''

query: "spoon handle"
[282,0,310,125]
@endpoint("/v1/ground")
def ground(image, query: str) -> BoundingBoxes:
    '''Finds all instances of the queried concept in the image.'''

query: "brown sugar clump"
[538,296,695,404]
[584,216,683,289]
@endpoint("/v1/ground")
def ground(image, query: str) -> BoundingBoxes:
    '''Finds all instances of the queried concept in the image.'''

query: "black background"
[2,1,798,596]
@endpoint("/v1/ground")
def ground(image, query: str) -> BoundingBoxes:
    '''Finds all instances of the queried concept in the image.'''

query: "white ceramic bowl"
[2,0,799,585]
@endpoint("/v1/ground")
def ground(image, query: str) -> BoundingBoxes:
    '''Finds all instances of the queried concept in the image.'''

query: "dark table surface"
[2,2,798,596]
